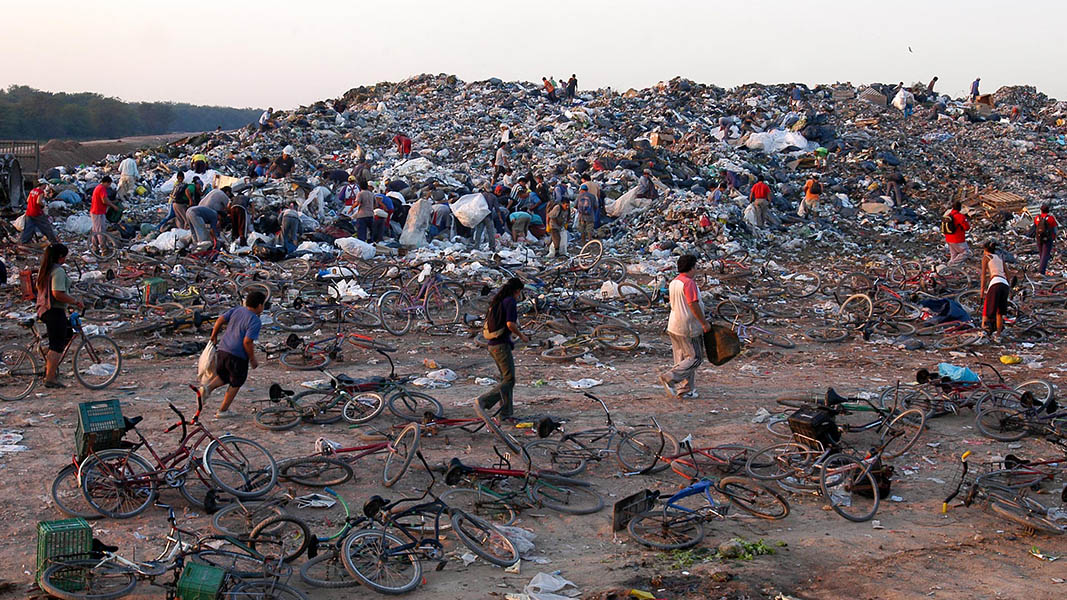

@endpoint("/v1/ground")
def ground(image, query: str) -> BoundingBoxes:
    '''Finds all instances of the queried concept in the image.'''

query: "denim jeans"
[1038,239,1054,274]
[356,216,374,241]
[478,343,515,418]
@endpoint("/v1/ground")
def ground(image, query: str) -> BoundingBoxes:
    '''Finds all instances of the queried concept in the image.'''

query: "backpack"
[940,212,957,235]
[1036,214,1054,242]
[578,195,595,216]
[809,180,822,195]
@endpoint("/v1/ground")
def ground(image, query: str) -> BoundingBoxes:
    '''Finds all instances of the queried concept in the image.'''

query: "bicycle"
[942,451,1066,535]
[376,269,461,335]
[538,323,641,361]
[77,386,278,518]
[975,393,1067,443]
[278,320,397,371]
[0,311,121,400]
[277,422,422,488]
[294,487,371,589]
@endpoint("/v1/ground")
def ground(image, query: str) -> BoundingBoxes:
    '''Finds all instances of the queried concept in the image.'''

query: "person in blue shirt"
[970,78,981,101]
[201,290,267,418]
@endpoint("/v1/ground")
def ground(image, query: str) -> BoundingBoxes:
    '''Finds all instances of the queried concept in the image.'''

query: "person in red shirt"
[90,176,118,254]
[943,200,970,265]
[748,178,771,228]
[1034,203,1058,275]
[392,134,412,159]
[20,183,59,244]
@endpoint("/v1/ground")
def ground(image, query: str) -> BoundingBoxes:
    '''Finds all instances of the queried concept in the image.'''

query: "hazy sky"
[4,0,1064,109]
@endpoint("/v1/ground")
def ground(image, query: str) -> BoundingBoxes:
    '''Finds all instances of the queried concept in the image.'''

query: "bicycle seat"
[19,318,35,329]
[536,417,562,439]
[915,368,931,385]
[444,457,469,486]
[823,388,850,406]
[362,495,390,518]
[284,333,303,350]
[123,416,143,431]
[269,383,293,401]
[90,538,119,557]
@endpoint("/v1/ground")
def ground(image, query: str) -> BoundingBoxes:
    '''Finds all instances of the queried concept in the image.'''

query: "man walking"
[493,142,509,182]
[942,200,970,265]
[565,74,577,100]
[89,176,118,254]
[117,155,138,201]
[478,278,529,421]
[575,184,597,245]
[1034,203,1058,275]
[970,77,981,102]
[201,290,266,418]
[659,255,709,399]
[20,182,60,244]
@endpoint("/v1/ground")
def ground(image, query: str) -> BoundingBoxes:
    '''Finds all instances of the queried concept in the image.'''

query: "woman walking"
[478,278,529,421]
[35,243,84,388]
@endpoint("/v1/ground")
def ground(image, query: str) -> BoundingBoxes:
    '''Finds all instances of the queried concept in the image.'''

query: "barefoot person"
[478,278,529,421]
[35,243,84,388]
[659,254,710,398]
[201,290,266,418]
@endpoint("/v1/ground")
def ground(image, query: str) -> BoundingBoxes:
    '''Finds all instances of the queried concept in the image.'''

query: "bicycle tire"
[203,436,278,499]
[342,392,386,424]
[627,509,704,550]
[423,286,461,326]
[450,510,519,566]
[937,266,972,293]
[250,515,312,563]
[879,408,926,459]
[715,299,757,325]
[819,453,880,522]
[754,329,795,349]
[717,476,790,519]
[1013,379,1055,405]
[989,500,1066,535]
[293,389,344,425]
[835,271,873,301]
[575,240,604,270]
[382,423,421,487]
[274,308,319,332]
[72,335,122,390]
[0,344,38,401]
[212,500,288,537]
[386,389,444,422]
[279,350,332,371]
[616,428,678,474]
[341,529,422,594]
[976,407,1029,441]
[746,443,820,481]
[528,480,604,515]
[79,450,157,519]
[766,417,793,439]
[300,550,359,588]
[377,289,413,336]
[838,293,873,325]
[177,457,237,509]
[524,439,587,476]
[976,469,1047,491]
[933,330,985,350]
[474,401,524,456]
[541,343,591,362]
[593,324,640,351]
[784,271,821,298]
[596,258,627,283]
[39,559,137,600]
[51,464,102,520]
[279,456,354,487]
[776,395,817,408]
[617,283,652,309]
[439,488,518,527]
[255,406,303,431]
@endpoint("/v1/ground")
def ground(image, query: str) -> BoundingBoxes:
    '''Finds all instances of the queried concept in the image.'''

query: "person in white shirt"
[980,240,1011,340]
[658,254,710,398]
[117,155,139,201]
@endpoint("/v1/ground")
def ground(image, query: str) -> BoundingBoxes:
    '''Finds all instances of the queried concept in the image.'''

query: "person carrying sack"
[658,254,709,399]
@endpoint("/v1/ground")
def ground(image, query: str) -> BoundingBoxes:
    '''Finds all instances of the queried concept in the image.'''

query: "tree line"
[0,85,261,140]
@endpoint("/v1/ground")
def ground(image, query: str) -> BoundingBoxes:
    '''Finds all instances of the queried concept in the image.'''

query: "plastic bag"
[937,363,979,383]
[400,198,431,247]
[12,214,26,232]
[64,214,93,234]
[335,237,376,259]
[450,193,490,228]
[197,341,217,385]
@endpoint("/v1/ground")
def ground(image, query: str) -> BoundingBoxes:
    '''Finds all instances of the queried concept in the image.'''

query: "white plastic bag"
[197,341,217,385]
[450,193,490,228]
[400,198,431,247]
[12,214,26,232]
[64,214,93,234]
[335,237,376,259]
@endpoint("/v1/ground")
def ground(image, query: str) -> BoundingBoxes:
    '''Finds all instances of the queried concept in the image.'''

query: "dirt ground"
[38,134,198,172]
[0,305,1064,600]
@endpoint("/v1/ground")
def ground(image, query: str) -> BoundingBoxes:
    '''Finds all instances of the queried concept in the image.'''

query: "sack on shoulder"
[703,325,741,366]
[940,214,957,235]
[482,304,507,340]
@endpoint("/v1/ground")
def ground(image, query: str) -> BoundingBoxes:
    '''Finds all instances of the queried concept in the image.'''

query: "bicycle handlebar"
[164,403,188,441]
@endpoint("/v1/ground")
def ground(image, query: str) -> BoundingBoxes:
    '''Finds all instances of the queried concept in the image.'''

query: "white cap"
[283,145,295,155]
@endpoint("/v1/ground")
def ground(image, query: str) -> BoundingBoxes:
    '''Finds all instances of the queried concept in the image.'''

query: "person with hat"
[20,182,60,244]
[269,146,295,178]
[338,175,360,213]
[798,173,821,219]
[575,183,598,246]
[89,176,118,254]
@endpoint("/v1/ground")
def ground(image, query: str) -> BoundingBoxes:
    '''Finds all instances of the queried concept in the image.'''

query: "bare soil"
[38,133,198,172]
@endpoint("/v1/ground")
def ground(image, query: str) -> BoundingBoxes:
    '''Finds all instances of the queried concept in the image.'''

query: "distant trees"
[0,85,261,140]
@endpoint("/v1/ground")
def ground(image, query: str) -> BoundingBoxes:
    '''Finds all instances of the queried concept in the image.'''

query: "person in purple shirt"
[477,278,529,420]
[201,290,267,418]
[971,78,981,101]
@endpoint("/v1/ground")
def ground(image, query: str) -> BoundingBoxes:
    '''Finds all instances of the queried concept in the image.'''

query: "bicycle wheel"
[293,390,344,425]
[575,239,604,270]
[528,480,604,515]
[838,293,873,325]
[474,401,524,456]
[709,445,767,475]
[250,515,312,563]
[593,324,640,351]
[51,464,102,519]
[976,407,1029,441]
[879,408,926,459]
[989,500,1066,535]
[341,529,422,594]
[279,349,331,371]
[0,345,38,401]
[753,328,795,349]
[72,335,122,389]
[804,326,850,343]
[279,456,353,487]
[423,286,461,326]
[342,392,386,424]
[383,423,421,487]
[225,580,309,600]
[835,271,873,300]
[616,428,678,474]
[596,258,627,283]
[933,330,985,350]
[617,283,652,309]
[977,469,1047,491]
[203,437,278,499]
[300,550,359,588]
[212,500,287,537]
[937,266,972,293]
[717,476,790,520]
[178,457,239,509]
[627,509,704,550]
[746,443,820,481]
[79,451,157,519]
[1013,379,1055,405]
[784,271,821,298]
[819,454,880,522]
[274,308,318,332]
[541,343,591,362]
[386,389,444,422]
[39,559,137,600]
[439,488,518,527]
[451,510,519,566]
[255,406,303,431]
[766,417,793,439]
[715,299,757,325]
[524,439,587,476]
[377,290,413,336]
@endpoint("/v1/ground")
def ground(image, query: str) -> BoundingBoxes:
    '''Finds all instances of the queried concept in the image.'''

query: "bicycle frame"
[662,478,732,519]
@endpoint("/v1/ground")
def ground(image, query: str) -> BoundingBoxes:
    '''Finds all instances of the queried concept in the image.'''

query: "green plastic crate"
[177,562,225,600]
[142,277,167,306]
[36,518,91,587]
[75,399,124,460]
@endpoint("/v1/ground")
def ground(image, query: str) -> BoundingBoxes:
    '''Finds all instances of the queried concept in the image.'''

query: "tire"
[387,389,444,422]
[342,392,386,424]
[203,437,278,499]
[79,451,157,519]
[976,469,1047,491]
[225,580,309,600]
[878,409,925,459]
[278,258,311,280]
[804,327,850,343]
[933,330,985,350]
[938,266,972,293]
[616,428,678,474]
[189,549,272,578]
[450,510,519,566]
[474,401,524,456]
[255,406,303,431]
[423,287,461,326]
[976,407,1029,441]
[835,271,873,300]
[873,295,904,317]
[51,464,102,520]
[617,283,652,309]
[717,476,790,519]
[838,294,873,325]
[819,454,880,522]
[250,515,312,563]
[627,509,704,550]
[177,457,240,509]
[212,501,287,537]
[377,290,413,336]
[274,308,318,332]
[528,480,604,515]
[383,423,420,487]
[715,299,757,325]
[300,550,359,588]
[576,239,604,270]
[776,395,816,409]
[439,488,517,527]
[784,271,821,298]
[1014,379,1054,405]
[279,456,354,487]
[525,439,588,476]
[754,329,795,349]
[279,350,331,371]
[746,443,819,481]
[989,500,1066,535]
[293,390,344,425]
[72,335,122,390]
[766,418,793,439]
[541,344,591,362]
[593,324,640,351]
[342,529,422,594]
[596,258,627,283]
[0,345,38,401]
[39,559,137,600]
